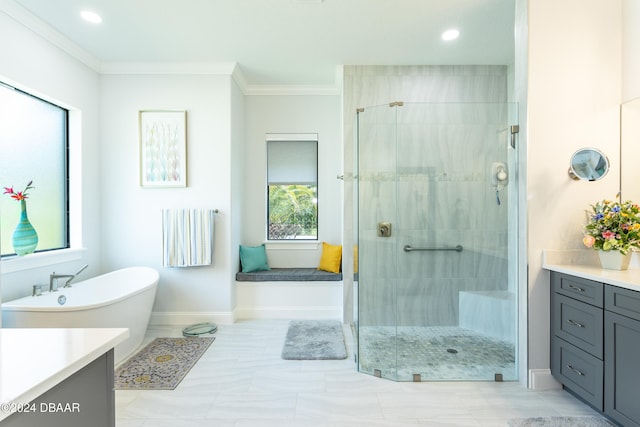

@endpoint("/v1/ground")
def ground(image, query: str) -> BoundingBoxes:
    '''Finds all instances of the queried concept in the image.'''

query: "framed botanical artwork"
[139,110,187,187]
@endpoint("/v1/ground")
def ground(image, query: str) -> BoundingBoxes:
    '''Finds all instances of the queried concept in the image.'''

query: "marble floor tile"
[295,392,385,421]
[115,319,602,426]
[207,392,298,420]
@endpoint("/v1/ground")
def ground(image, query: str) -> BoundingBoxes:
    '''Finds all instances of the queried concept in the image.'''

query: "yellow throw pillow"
[318,242,342,273]
[353,244,358,274]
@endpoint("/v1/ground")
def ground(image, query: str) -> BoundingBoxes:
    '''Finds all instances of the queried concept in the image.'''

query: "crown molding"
[243,84,340,96]
[99,62,339,95]
[99,61,238,76]
[232,64,340,95]
[231,64,248,93]
[1,0,102,71]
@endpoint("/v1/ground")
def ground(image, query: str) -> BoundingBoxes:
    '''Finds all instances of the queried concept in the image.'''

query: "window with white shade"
[267,134,318,240]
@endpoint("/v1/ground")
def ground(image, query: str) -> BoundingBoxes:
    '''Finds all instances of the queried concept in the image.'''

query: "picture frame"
[139,110,187,187]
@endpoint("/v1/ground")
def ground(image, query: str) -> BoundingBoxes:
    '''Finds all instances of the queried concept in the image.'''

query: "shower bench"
[236,268,342,282]
[235,268,343,320]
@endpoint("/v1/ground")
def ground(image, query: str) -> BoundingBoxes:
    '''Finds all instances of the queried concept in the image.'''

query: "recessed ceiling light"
[81,10,102,24]
[442,29,460,41]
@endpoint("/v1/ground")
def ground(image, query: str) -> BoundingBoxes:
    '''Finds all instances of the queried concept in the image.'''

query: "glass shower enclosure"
[353,102,519,382]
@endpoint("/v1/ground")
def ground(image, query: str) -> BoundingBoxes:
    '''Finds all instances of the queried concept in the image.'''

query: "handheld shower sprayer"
[496,167,508,182]
[490,162,508,205]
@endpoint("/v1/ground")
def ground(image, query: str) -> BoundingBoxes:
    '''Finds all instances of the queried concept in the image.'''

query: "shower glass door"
[355,102,518,382]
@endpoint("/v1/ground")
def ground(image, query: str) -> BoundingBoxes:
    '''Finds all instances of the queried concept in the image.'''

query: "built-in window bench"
[235,268,343,320]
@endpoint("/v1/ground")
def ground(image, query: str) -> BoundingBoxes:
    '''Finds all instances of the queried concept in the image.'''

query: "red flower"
[3,181,34,201]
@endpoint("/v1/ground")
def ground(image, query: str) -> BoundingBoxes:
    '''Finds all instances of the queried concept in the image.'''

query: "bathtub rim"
[1,266,159,312]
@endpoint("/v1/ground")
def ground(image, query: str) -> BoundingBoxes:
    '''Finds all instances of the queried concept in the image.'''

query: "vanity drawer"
[552,272,603,307]
[552,338,603,411]
[552,293,603,358]
[605,285,640,322]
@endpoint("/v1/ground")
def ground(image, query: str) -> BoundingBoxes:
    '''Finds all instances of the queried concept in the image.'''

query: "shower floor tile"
[358,326,516,381]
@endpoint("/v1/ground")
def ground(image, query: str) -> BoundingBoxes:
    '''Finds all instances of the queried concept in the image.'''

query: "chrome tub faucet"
[49,264,88,292]
[32,284,43,296]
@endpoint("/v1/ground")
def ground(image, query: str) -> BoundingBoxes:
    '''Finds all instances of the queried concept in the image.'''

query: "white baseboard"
[149,311,235,326]
[528,369,561,390]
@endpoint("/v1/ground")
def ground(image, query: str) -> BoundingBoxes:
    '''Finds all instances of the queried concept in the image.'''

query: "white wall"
[99,73,239,324]
[623,0,640,101]
[527,0,622,380]
[0,9,100,303]
[229,77,245,311]
[243,95,342,268]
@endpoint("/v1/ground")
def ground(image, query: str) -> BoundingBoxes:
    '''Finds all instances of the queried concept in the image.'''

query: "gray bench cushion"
[236,268,342,282]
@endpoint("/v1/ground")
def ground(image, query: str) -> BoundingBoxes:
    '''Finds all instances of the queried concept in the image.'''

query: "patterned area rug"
[115,337,214,390]
[508,416,614,426]
[282,320,348,360]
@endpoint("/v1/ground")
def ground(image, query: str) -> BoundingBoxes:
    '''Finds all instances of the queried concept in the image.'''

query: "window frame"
[266,133,319,241]
[0,82,71,260]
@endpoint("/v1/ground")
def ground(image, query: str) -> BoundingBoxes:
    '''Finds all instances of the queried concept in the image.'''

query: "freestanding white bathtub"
[1,266,159,364]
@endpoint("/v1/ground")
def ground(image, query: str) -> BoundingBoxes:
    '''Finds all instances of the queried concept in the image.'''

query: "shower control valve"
[377,222,392,237]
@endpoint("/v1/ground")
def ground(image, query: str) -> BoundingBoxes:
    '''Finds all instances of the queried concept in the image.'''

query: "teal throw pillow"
[239,244,270,273]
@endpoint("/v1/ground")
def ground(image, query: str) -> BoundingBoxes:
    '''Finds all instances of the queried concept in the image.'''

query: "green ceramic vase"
[12,199,38,256]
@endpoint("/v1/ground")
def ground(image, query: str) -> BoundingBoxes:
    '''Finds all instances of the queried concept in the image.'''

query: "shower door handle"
[403,245,463,253]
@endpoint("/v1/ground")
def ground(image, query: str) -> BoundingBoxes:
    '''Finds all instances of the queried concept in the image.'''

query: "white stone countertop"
[0,327,128,422]
[542,249,640,292]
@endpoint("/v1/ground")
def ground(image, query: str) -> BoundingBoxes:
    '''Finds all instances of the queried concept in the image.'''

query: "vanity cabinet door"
[605,284,640,321]
[604,310,640,427]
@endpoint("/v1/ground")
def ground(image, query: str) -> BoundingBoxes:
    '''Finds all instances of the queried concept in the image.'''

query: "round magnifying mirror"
[568,148,610,181]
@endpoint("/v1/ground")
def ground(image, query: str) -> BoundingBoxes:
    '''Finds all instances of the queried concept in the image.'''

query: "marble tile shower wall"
[352,66,510,328]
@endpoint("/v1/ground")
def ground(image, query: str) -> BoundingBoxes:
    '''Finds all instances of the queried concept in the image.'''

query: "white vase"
[598,251,632,270]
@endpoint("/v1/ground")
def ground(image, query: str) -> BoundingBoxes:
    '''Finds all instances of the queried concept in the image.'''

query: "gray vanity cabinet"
[604,285,640,427]
[2,350,115,427]
[550,271,640,427]
[550,272,604,410]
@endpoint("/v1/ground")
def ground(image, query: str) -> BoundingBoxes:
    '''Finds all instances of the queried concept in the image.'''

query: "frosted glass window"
[0,83,69,256]
[267,137,318,240]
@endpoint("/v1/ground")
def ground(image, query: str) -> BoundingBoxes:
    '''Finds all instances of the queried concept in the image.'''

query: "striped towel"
[162,209,216,267]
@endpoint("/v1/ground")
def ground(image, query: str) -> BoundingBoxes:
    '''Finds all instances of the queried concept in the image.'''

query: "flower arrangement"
[3,180,34,201]
[583,198,640,255]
